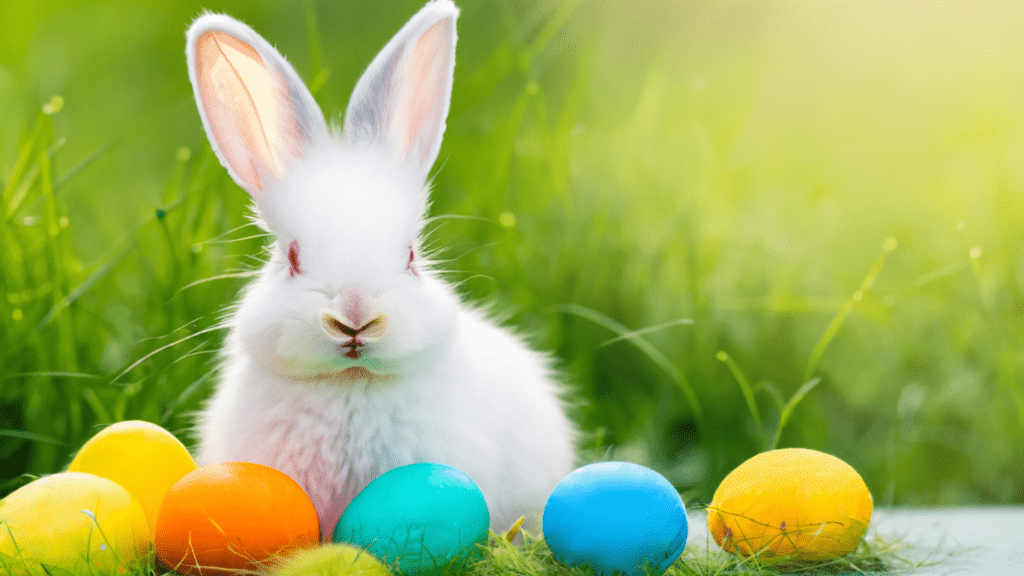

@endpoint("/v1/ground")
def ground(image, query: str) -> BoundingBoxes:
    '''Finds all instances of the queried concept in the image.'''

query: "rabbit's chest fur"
[196,309,574,539]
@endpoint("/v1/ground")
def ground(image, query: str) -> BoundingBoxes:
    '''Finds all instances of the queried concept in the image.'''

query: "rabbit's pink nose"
[321,310,387,343]
[336,285,368,326]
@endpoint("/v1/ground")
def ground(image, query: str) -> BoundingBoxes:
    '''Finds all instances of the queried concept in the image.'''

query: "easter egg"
[0,472,150,573]
[707,448,873,561]
[68,420,197,529]
[333,463,489,575]
[154,462,319,574]
[272,543,393,576]
[542,462,688,576]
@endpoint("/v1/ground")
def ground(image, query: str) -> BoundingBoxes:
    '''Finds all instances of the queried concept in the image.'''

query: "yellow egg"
[68,420,197,529]
[0,472,151,574]
[272,544,393,576]
[707,448,873,561]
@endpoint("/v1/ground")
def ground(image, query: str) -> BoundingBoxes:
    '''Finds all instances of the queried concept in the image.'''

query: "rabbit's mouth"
[342,340,364,359]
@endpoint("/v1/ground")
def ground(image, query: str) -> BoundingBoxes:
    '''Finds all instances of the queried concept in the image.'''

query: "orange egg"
[154,462,320,574]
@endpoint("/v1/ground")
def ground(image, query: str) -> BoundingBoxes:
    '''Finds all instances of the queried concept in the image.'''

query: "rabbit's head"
[186,1,460,380]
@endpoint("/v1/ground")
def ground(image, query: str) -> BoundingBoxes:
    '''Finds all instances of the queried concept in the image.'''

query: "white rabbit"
[185,0,576,540]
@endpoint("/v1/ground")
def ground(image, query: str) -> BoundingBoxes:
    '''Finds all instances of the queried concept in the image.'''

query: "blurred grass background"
[1,0,1022,507]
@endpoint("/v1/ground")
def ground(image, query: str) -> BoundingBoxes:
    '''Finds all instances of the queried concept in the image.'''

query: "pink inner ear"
[195,30,300,194]
[396,19,453,167]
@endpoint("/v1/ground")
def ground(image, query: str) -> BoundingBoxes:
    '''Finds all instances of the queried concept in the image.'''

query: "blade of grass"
[1,372,99,379]
[4,163,40,220]
[34,191,192,330]
[0,475,39,494]
[38,148,82,376]
[161,370,216,424]
[53,142,115,190]
[456,0,576,110]
[967,246,1019,346]
[598,318,693,347]
[523,0,587,62]
[716,351,765,447]
[35,222,138,331]
[804,236,897,383]
[1,112,47,211]
[752,380,786,412]
[549,303,703,422]
[526,41,593,196]
[303,0,331,97]
[886,258,969,300]
[769,377,822,451]
[82,387,113,424]
[0,429,68,446]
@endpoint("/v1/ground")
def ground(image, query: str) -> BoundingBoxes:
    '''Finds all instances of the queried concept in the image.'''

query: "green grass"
[473,528,935,576]
[0,0,1022,571]
[0,522,942,576]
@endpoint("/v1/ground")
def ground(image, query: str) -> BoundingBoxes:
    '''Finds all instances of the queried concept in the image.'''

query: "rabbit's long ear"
[187,14,329,196]
[344,0,458,181]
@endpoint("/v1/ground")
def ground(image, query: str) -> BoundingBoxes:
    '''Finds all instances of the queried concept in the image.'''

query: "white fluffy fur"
[187,0,576,541]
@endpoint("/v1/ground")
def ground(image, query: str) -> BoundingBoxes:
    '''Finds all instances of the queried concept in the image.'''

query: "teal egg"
[333,463,490,575]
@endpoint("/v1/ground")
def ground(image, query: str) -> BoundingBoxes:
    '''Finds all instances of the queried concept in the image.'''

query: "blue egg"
[333,463,489,575]
[543,462,688,576]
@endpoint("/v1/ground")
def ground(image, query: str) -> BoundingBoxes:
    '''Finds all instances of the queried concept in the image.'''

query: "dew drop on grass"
[897,382,926,419]
[42,95,64,115]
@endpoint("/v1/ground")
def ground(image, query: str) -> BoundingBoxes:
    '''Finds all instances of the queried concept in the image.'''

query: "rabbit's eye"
[288,240,301,276]
[406,246,418,276]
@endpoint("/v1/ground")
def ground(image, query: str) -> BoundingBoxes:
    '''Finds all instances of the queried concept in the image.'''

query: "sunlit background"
[1,0,1022,507]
